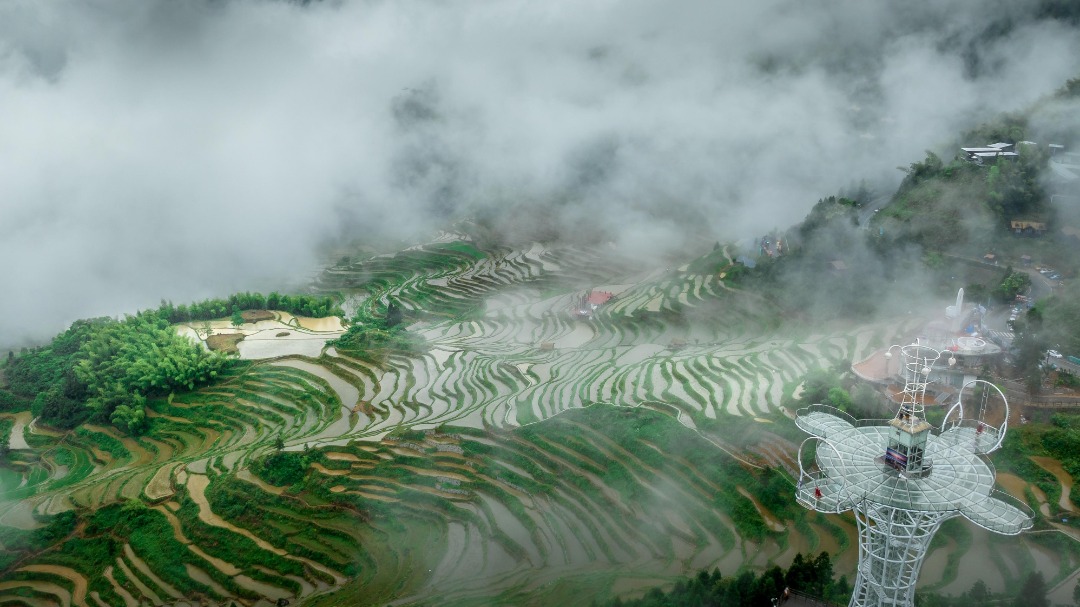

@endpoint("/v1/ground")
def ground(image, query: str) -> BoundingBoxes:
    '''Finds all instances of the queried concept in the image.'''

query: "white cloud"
[1,0,1079,345]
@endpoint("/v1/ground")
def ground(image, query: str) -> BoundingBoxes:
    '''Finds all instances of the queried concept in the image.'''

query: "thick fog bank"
[2,0,1079,345]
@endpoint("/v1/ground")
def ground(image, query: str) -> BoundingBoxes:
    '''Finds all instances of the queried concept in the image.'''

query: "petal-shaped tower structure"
[795,342,1033,607]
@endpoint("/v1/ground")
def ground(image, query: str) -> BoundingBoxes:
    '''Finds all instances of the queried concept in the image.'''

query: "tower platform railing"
[795,405,857,439]
[959,489,1037,535]
[796,404,902,437]
[795,473,850,514]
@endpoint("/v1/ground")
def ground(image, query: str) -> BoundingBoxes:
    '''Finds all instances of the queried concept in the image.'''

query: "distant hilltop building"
[961,142,1018,165]
[960,140,1080,185]
[1009,219,1047,235]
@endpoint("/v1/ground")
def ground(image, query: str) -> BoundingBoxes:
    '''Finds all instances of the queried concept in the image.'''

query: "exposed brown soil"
[123,544,183,600]
[206,333,245,353]
[241,310,276,323]
[736,486,786,532]
[1031,456,1076,512]
[311,462,350,476]
[144,463,179,502]
[114,557,162,605]
[151,505,243,576]
[0,579,73,607]
[324,452,361,462]
[997,472,1029,500]
[18,564,87,606]
[103,566,138,607]
[235,469,286,496]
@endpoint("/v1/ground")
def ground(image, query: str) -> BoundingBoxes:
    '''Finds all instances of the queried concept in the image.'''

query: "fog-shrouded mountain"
[3,0,1080,347]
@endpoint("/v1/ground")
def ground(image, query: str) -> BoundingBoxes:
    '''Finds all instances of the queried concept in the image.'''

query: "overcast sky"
[2,0,1079,346]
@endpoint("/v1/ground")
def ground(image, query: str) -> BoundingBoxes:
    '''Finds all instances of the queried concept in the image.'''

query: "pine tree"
[1014,572,1048,607]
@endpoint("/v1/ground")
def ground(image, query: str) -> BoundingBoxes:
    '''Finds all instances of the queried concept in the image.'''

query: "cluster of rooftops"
[961,140,1076,170]
[960,141,1028,164]
[961,140,1080,190]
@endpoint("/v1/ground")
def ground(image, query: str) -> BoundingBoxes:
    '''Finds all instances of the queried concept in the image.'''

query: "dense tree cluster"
[0,386,21,412]
[740,195,901,322]
[592,552,848,607]
[0,510,76,572]
[3,318,111,427]
[791,367,886,421]
[985,149,1049,222]
[76,314,229,434]
[797,196,861,240]
[2,291,346,434]
[0,417,11,458]
[252,450,314,487]
[1037,414,1080,481]
[593,556,1051,607]
[331,300,425,358]
[155,291,341,324]
[993,267,1032,302]
[6,313,228,434]
[913,574,1049,607]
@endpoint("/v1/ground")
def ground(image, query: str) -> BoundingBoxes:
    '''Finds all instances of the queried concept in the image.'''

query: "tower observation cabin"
[881,343,936,477]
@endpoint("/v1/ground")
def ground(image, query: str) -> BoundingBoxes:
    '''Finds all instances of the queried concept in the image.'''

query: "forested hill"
[870,77,1080,255]
[716,75,1080,369]
[0,292,339,435]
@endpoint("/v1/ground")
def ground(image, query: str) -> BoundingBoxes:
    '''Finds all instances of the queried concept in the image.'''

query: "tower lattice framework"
[849,503,951,606]
[794,341,1034,607]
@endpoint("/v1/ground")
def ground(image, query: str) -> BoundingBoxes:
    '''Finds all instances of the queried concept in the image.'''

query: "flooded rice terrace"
[2,236,1077,606]
[176,312,346,359]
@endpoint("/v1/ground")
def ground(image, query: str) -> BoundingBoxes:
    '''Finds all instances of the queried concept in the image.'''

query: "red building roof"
[587,291,614,306]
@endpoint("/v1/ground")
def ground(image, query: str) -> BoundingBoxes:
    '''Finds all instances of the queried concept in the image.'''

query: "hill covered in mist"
[3,0,1080,348]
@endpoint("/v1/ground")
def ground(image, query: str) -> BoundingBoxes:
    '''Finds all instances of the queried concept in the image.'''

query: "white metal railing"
[938,418,1001,456]
[796,437,849,514]
[939,379,1009,454]
[794,404,857,439]
[959,489,1035,535]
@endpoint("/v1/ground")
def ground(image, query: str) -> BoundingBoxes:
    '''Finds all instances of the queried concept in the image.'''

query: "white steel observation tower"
[794,341,1034,607]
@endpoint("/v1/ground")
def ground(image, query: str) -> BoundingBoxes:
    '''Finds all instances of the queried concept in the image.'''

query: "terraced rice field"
[1,235,1073,606]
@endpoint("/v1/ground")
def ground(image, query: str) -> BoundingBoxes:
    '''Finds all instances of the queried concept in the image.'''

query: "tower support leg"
[849,501,954,607]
